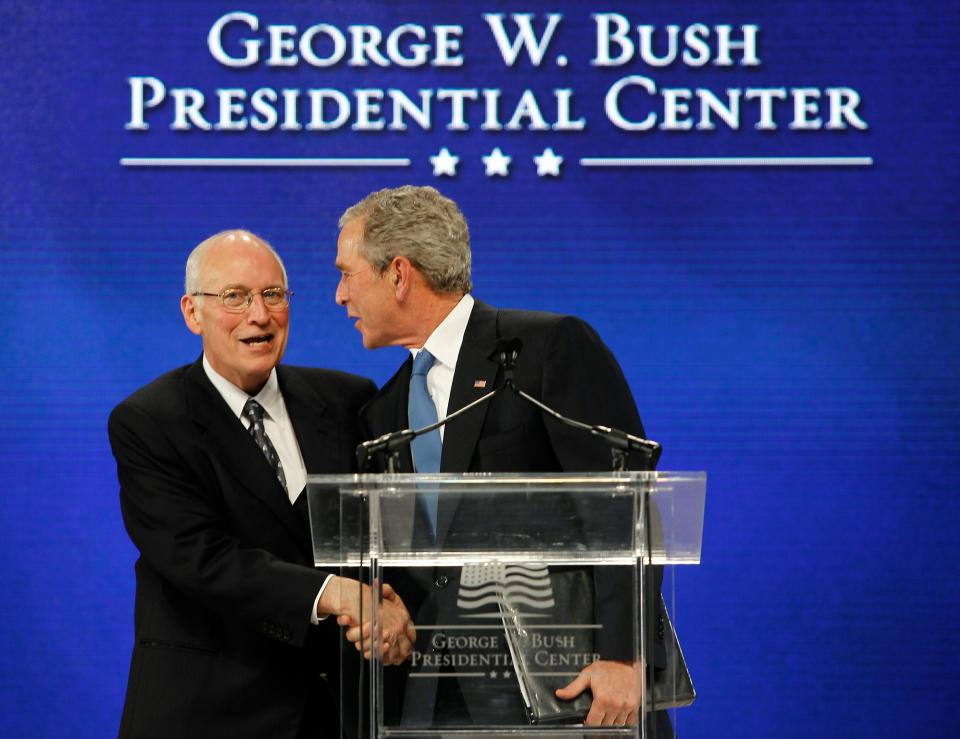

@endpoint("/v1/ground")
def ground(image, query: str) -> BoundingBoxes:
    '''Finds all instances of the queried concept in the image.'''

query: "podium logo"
[457,562,554,611]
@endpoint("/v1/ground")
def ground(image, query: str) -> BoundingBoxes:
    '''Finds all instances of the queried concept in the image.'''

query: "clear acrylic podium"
[307,472,705,738]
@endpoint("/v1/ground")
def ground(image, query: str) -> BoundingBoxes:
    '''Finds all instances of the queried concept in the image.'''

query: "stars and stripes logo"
[457,562,555,611]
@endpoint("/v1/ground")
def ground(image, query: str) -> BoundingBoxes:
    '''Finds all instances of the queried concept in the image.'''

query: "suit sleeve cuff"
[310,573,335,625]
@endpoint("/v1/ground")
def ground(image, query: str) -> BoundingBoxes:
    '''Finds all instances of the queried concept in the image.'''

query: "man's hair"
[184,229,288,295]
[338,185,472,294]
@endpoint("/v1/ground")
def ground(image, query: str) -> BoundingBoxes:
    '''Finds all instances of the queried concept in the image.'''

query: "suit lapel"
[441,301,500,473]
[359,357,415,472]
[436,302,500,542]
[277,366,341,475]
[279,367,348,556]
[359,303,500,541]
[184,361,307,544]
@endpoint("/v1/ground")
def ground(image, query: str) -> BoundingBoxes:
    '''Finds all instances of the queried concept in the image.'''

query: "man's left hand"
[555,659,640,726]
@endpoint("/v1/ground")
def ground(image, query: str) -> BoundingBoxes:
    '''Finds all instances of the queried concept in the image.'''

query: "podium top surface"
[306,471,706,567]
[306,470,705,487]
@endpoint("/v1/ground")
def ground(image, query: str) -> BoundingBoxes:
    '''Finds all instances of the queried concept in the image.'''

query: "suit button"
[434,574,449,589]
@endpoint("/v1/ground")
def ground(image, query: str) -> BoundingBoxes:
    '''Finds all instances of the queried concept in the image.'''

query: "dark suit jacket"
[359,300,664,724]
[360,300,649,479]
[109,359,375,739]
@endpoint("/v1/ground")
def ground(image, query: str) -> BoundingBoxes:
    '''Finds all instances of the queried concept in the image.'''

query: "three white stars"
[427,147,563,177]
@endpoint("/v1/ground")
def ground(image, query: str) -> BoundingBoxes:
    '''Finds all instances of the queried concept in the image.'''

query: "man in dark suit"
[109,229,414,739]
[333,186,668,732]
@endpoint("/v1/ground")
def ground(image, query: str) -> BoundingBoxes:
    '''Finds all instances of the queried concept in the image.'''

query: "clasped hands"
[318,575,416,665]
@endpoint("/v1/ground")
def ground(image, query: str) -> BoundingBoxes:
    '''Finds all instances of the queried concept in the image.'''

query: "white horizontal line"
[510,624,603,629]
[410,673,486,678]
[413,625,503,630]
[416,624,602,630]
[119,157,411,168]
[580,156,874,167]
[413,625,507,630]
[464,613,550,619]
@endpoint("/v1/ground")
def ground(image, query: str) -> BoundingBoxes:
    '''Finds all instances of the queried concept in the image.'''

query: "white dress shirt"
[412,293,474,440]
[202,355,307,502]
[202,355,329,623]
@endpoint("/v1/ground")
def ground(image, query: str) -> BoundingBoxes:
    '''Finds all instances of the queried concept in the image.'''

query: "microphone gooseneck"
[356,336,661,472]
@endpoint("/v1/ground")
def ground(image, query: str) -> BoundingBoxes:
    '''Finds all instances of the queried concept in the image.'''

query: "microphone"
[489,337,661,471]
[356,429,417,473]
[590,425,662,454]
[357,339,524,471]
[356,335,662,472]
[492,337,523,388]
[356,381,501,473]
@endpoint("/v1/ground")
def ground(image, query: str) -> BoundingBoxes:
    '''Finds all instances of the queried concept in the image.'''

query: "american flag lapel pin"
[473,379,487,388]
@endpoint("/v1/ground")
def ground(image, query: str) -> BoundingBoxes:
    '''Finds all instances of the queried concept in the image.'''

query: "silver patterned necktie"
[242,399,288,495]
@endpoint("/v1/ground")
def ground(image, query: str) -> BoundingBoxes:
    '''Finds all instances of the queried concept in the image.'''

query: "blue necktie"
[409,349,441,532]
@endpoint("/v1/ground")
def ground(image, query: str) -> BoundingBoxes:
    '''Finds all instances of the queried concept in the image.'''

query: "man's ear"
[391,256,414,300]
[181,294,204,336]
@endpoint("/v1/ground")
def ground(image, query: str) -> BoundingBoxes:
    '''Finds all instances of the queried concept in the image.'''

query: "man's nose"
[335,278,347,306]
[245,293,271,322]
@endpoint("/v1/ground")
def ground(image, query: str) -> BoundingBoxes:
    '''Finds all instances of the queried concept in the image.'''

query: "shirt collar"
[412,293,474,370]
[202,354,282,420]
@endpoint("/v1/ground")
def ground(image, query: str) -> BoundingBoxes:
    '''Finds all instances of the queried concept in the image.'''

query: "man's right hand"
[319,576,415,665]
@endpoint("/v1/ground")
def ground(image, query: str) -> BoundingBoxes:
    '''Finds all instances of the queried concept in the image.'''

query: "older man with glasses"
[109,229,413,739]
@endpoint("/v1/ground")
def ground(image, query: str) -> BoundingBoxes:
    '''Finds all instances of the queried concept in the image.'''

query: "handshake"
[318,575,416,666]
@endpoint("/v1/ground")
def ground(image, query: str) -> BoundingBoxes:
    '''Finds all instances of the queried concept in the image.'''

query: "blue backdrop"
[1,1,957,736]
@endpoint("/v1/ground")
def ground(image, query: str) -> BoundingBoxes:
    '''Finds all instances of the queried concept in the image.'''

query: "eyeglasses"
[192,287,293,312]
